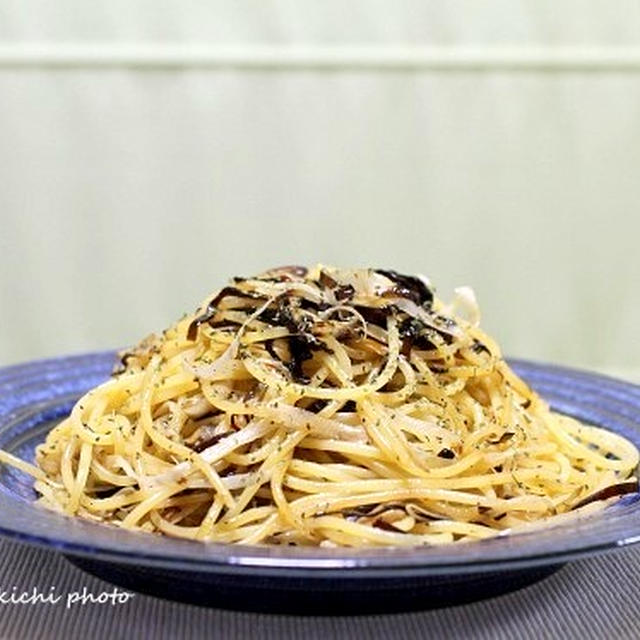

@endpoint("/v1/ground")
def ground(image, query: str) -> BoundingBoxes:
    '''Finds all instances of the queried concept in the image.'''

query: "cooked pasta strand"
[1,265,636,546]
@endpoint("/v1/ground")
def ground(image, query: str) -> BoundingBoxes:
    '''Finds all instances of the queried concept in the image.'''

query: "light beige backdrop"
[1,2,640,371]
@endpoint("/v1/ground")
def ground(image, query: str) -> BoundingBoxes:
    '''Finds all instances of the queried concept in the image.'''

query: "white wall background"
[1,2,640,371]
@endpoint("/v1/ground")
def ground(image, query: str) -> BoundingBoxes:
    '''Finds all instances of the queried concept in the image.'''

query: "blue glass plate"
[1,352,639,613]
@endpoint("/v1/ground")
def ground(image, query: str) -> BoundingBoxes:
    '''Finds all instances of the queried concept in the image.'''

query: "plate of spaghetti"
[0,265,639,613]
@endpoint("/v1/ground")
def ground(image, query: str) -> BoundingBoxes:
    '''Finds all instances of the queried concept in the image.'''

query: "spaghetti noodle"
[3,265,638,546]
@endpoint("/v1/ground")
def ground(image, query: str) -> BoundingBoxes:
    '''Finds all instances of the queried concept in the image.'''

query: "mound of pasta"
[7,266,640,546]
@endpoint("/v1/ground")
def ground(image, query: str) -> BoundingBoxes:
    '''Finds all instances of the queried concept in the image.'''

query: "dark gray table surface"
[0,539,638,640]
